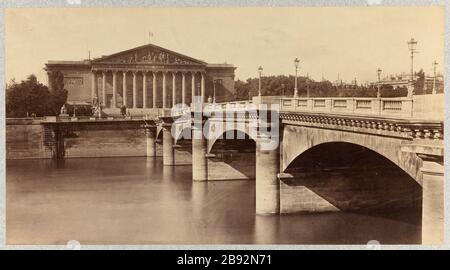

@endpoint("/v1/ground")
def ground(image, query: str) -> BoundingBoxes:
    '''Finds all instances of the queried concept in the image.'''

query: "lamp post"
[294,58,300,98]
[306,74,310,98]
[407,38,418,97]
[376,68,382,98]
[258,66,263,97]
[213,79,217,103]
[432,61,438,94]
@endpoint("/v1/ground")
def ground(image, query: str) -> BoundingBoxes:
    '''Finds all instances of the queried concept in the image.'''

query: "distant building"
[44,43,237,109]
[371,72,444,93]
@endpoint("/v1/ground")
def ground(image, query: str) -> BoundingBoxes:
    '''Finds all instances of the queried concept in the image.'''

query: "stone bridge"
[37,94,444,245]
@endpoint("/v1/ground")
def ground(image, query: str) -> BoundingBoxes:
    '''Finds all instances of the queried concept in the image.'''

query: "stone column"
[421,156,444,245]
[91,71,98,100]
[172,72,177,107]
[191,72,196,105]
[255,134,280,215]
[145,125,156,157]
[152,72,157,108]
[143,72,147,109]
[102,71,106,106]
[162,72,167,109]
[192,121,208,181]
[132,71,137,108]
[112,71,117,108]
[162,124,174,165]
[201,72,205,103]
[182,72,186,105]
[122,71,127,108]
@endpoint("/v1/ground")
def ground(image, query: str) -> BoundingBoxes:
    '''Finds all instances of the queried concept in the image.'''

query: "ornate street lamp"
[213,79,217,103]
[258,66,263,97]
[306,73,310,98]
[407,38,418,97]
[376,68,382,98]
[294,58,300,98]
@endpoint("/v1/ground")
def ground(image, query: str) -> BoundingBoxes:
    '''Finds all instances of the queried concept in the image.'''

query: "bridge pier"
[145,125,157,157]
[162,124,175,165]
[192,121,208,181]
[420,156,444,245]
[255,134,280,215]
[52,127,65,160]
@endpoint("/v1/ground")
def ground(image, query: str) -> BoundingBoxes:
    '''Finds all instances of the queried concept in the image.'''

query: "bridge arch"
[282,125,423,185]
[174,127,192,145]
[156,125,163,142]
[281,141,423,214]
[208,125,257,154]
[207,128,257,181]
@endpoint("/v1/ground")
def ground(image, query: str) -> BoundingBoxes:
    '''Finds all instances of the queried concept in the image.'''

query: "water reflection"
[6,157,420,245]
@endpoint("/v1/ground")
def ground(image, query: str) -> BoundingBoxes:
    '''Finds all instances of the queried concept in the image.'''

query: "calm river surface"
[6,157,421,245]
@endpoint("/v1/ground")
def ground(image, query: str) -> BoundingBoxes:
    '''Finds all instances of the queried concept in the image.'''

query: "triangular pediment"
[92,43,206,65]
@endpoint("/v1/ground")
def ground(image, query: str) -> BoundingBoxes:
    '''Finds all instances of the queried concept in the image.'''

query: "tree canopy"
[235,75,409,100]
[6,73,68,117]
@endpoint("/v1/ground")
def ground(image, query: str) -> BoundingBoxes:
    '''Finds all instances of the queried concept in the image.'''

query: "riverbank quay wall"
[5,118,164,159]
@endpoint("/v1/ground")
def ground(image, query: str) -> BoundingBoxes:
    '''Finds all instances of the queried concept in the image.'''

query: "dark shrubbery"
[6,73,68,117]
[65,104,93,117]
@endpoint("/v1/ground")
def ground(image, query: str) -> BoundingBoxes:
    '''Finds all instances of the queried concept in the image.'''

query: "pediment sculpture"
[102,48,198,65]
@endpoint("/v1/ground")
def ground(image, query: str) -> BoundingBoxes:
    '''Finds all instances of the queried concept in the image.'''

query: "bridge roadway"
[39,95,444,245]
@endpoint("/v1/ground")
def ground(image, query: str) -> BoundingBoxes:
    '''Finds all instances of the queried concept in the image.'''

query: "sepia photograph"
[3,5,445,247]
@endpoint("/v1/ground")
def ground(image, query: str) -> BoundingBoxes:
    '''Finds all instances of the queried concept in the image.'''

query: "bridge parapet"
[203,100,254,111]
[281,97,414,118]
[281,94,444,121]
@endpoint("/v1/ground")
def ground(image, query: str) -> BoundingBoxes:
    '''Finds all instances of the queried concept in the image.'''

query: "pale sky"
[5,7,445,85]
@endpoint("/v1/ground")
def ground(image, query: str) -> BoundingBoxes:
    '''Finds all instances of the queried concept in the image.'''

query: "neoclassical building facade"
[44,43,236,111]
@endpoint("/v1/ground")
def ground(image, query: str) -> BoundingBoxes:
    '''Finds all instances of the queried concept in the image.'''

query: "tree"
[6,75,52,117]
[235,80,252,101]
[414,69,425,95]
[235,75,410,98]
[48,70,68,115]
[6,73,69,117]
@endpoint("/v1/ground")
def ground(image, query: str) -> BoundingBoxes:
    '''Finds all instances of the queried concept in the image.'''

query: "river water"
[6,157,421,245]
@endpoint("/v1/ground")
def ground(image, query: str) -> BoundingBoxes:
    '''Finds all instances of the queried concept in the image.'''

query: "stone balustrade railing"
[280,97,414,118]
[20,94,441,123]
[202,100,254,113]
[203,94,444,121]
